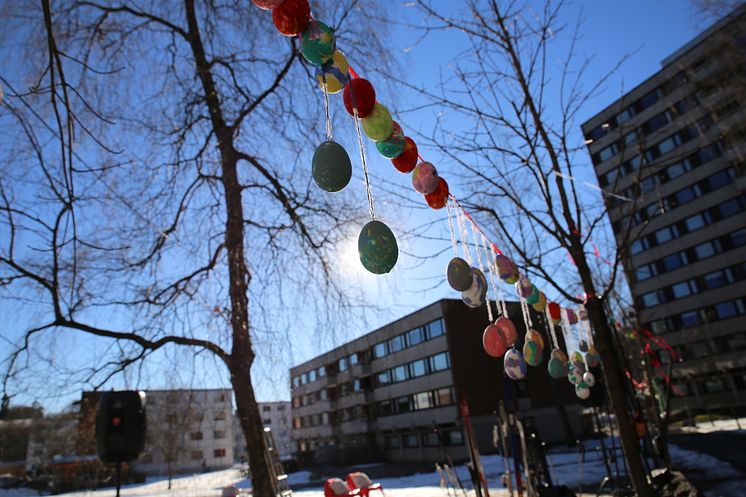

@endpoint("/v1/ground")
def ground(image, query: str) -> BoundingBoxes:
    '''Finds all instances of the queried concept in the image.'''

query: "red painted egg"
[343,79,376,118]
[272,0,310,37]
[391,137,418,173]
[425,177,449,209]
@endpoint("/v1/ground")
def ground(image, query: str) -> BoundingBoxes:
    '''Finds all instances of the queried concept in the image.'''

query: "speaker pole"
[116,461,121,497]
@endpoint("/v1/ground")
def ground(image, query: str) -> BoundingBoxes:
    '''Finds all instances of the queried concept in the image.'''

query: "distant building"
[79,388,234,475]
[290,299,587,465]
[581,7,746,415]
[233,401,292,462]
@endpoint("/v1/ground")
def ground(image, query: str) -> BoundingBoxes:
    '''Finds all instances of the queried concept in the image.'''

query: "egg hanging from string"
[495,254,519,284]
[567,364,583,385]
[575,382,591,400]
[483,324,507,358]
[252,0,284,9]
[586,346,601,367]
[300,20,335,65]
[495,316,517,346]
[461,267,487,308]
[447,257,472,291]
[526,329,545,349]
[358,220,398,274]
[547,356,566,379]
[343,78,376,118]
[550,348,568,362]
[392,137,418,173]
[316,50,349,94]
[583,371,596,387]
[523,340,543,366]
[362,103,394,141]
[579,339,589,352]
[425,177,449,209]
[532,291,547,312]
[376,122,406,158]
[548,302,561,324]
[312,141,352,192]
[412,161,439,195]
[567,308,578,324]
[526,285,540,305]
[504,348,527,380]
[271,0,310,36]
[516,275,533,298]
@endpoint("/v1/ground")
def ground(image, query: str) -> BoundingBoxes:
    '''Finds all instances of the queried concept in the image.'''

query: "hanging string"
[560,308,574,351]
[352,108,376,220]
[455,202,473,265]
[446,199,459,256]
[322,75,333,141]
[470,223,493,322]
[519,293,533,333]
[545,307,559,350]
[479,232,500,322]
[489,241,509,318]
[580,305,595,346]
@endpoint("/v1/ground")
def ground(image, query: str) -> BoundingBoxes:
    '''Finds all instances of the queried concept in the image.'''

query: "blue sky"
[1,1,720,410]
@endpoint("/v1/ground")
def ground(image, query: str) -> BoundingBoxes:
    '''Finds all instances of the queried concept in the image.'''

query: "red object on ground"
[346,472,385,497]
[271,0,310,36]
[391,137,418,173]
[324,478,361,497]
[343,79,376,118]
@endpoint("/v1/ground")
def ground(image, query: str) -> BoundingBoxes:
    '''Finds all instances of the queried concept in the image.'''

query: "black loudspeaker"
[96,390,147,464]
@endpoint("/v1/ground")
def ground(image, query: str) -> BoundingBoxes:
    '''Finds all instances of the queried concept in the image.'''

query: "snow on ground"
[673,417,746,434]
[2,440,744,497]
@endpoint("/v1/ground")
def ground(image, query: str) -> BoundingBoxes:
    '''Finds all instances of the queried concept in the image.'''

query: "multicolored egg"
[391,137,418,173]
[251,0,284,9]
[504,349,527,380]
[343,78,376,117]
[566,308,578,324]
[495,317,517,346]
[495,255,519,284]
[583,371,596,387]
[586,346,601,368]
[575,382,591,400]
[300,20,335,65]
[271,0,310,36]
[315,50,349,94]
[567,364,583,385]
[532,292,547,312]
[571,351,584,364]
[425,177,449,209]
[579,307,589,321]
[358,220,398,274]
[412,162,439,195]
[550,349,568,362]
[526,285,540,305]
[376,122,405,158]
[547,357,566,379]
[525,329,545,349]
[312,141,351,192]
[447,257,472,291]
[523,340,543,366]
[461,267,487,308]
[362,103,393,141]
[516,275,533,298]
[483,324,507,358]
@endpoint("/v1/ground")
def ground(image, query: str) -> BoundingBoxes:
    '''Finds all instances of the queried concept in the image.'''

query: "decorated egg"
[571,351,583,364]
[358,220,398,274]
[504,349,527,380]
[272,0,310,36]
[579,340,589,352]
[574,360,587,375]
[523,340,543,366]
[447,257,472,291]
[392,137,418,173]
[532,292,547,312]
[579,307,589,321]
[412,162,439,195]
[343,78,376,118]
[425,177,449,209]
[586,346,601,368]
[575,382,591,400]
[495,255,519,283]
[376,122,405,159]
[252,0,284,9]
[516,275,533,298]
[583,371,596,387]
[483,324,507,358]
[550,348,568,362]
[300,20,335,65]
[566,308,578,324]
[312,141,351,192]
[547,357,566,379]
[362,103,393,141]
[316,50,349,94]
[526,285,540,305]
[461,268,487,308]
[567,364,582,385]
[526,329,545,349]
[495,316,518,346]
[548,302,561,324]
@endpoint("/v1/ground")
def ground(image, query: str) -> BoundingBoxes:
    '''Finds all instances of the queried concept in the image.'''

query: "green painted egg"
[312,141,352,192]
[447,257,473,291]
[547,357,565,379]
[375,121,405,159]
[300,20,335,66]
[526,285,540,305]
[358,220,398,274]
[532,291,547,312]
[362,103,393,141]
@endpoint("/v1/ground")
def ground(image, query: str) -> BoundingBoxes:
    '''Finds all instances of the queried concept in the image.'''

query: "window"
[402,434,419,448]
[214,412,226,421]
[422,432,439,447]
[292,376,301,388]
[671,282,691,299]
[703,270,729,289]
[694,241,717,260]
[427,319,445,339]
[640,292,660,308]
[373,342,387,359]
[731,228,746,248]
[445,429,464,446]
[406,327,423,347]
[391,365,408,383]
[321,412,329,424]
[635,265,655,281]
[680,310,701,327]
[378,400,393,417]
[702,379,726,394]
[685,214,706,232]
[301,372,308,384]
[430,352,450,372]
[662,253,685,272]
[655,227,675,245]
[292,417,301,429]
[190,432,203,440]
[715,301,740,319]
[278,404,286,411]
[339,357,348,372]
[214,430,226,439]
[435,387,454,406]
[719,198,742,218]
[384,434,400,449]
[318,366,326,377]
[262,406,271,412]
[388,335,405,353]
[396,396,412,413]
[413,392,433,410]
[214,449,227,458]
[349,353,358,366]
[308,369,317,382]
[708,169,734,190]
[410,358,428,378]
[630,239,647,255]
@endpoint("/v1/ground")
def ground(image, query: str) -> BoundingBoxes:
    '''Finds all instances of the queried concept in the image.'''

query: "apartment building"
[290,299,586,464]
[581,6,746,415]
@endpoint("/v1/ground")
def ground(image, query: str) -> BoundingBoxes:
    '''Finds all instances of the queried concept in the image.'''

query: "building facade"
[290,299,587,465]
[581,7,746,415]
[234,401,292,462]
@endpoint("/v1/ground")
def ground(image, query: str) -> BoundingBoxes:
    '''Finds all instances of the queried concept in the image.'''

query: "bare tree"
[409,1,657,495]
[0,1,388,495]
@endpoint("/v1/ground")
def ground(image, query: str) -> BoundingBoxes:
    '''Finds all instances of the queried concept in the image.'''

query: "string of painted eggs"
[448,252,601,399]
[253,0,450,275]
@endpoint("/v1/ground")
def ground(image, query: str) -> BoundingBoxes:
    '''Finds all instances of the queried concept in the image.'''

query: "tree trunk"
[576,246,653,497]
